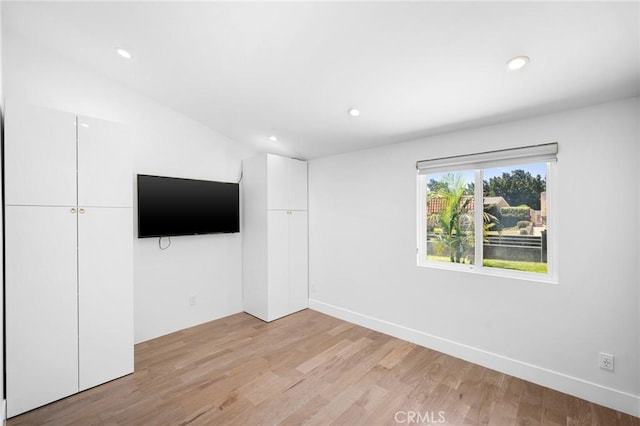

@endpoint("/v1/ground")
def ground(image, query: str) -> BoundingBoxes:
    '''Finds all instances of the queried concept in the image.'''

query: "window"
[417,143,557,281]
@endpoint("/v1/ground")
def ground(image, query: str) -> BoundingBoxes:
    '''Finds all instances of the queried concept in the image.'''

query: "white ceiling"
[3,1,639,159]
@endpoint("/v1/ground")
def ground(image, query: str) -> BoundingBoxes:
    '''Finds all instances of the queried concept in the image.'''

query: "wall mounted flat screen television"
[137,174,240,238]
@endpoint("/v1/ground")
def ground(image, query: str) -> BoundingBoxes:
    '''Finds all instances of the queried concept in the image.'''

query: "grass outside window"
[426,255,547,273]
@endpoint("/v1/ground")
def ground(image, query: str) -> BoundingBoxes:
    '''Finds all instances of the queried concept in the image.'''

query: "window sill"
[417,260,558,284]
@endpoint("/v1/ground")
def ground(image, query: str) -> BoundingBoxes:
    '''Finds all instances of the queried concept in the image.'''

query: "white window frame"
[416,143,558,283]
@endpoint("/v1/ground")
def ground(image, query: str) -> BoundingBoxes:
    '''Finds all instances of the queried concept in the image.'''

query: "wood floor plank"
[280,394,330,425]
[378,340,417,370]
[487,376,522,425]
[7,310,639,426]
[541,388,568,426]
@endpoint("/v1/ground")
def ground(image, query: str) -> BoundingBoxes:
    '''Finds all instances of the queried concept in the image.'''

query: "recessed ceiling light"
[506,55,529,71]
[269,136,278,142]
[348,108,360,117]
[116,48,132,59]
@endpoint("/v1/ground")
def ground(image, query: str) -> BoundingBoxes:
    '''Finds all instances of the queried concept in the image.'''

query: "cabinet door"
[5,206,79,417]
[267,210,290,321]
[4,102,77,206]
[78,207,134,391]
[289,159,308,211]
[267,154,290,210]
[289,211,309,313]
[78,116,132,208]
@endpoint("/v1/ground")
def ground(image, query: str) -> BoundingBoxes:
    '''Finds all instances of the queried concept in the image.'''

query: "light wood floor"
[8,309,639,425]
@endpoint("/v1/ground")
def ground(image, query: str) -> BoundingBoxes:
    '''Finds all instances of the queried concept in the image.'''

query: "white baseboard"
[2,399,6,425]
[309,299,640,418]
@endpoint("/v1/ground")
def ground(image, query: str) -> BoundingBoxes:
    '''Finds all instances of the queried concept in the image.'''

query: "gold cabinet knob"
[79,208,86,214]
[70,208,77,214]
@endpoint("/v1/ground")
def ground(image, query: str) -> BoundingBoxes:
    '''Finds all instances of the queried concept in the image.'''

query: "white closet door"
[77,116,132,208]
[78,207,134,391]
[267,210,290,321]
[4,102,77,206]
[267,154,290,210]
[5,206,79,417]
[289,159,308,211]
[289,211,309,313]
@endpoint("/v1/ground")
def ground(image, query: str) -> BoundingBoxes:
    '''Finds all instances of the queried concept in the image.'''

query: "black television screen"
[137,174,239,238]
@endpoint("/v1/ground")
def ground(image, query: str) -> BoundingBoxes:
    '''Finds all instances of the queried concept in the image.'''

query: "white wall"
[309,97,640,416]
[3,31,255,343]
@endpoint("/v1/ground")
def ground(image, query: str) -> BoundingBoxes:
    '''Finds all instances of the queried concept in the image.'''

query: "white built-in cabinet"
[242,154,308,322]
[4,102,134,417]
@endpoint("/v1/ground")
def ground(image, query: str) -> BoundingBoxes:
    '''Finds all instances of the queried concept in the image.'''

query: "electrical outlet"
[599,352,614,371]
[189,295,197,306]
